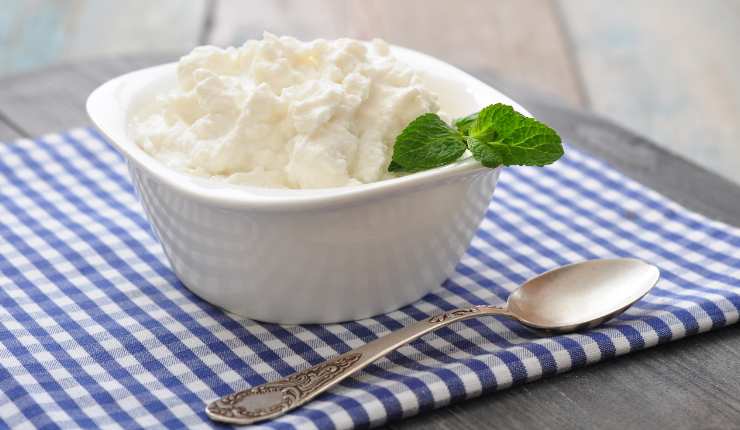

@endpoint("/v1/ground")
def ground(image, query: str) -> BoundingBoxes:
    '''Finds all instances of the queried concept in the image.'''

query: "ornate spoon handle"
[206,305,509,425]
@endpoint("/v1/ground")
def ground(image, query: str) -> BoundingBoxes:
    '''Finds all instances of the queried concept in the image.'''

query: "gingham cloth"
[0,128,738,430]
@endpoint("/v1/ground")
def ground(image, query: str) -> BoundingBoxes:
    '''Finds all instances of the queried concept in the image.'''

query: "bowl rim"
[86,43,527,211]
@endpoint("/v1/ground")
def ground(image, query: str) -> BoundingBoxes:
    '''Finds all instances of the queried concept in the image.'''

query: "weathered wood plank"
[389,326,740,430]
[524,98,740,227]
[208,0,349,42]
[442,69,740,227]
[0,118,24,141]
[558,0,740,185]
[0,54,172,135]
[0,0,206,77]
[208,0,586,106]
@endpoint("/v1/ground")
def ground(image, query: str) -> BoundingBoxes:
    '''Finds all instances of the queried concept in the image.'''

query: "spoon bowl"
[507,258,661,332]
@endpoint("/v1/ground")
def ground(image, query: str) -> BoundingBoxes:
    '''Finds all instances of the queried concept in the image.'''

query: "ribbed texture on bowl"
[87,43,526,322]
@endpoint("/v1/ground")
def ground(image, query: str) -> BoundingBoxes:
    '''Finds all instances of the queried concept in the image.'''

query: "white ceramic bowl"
[87,44,530,324]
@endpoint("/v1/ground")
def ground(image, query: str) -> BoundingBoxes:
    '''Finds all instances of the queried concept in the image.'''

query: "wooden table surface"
[0,55,738,430]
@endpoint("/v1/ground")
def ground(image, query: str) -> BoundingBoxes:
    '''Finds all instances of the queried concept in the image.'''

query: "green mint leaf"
[387,160,404,172]
[389,113,467,172]
[468,104,563,167]
[454,112,478,136]
[466,136,501,168]
[469,103,521,142]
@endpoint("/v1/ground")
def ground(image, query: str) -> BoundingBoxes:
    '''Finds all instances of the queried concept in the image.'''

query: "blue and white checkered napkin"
[0,128,738,429]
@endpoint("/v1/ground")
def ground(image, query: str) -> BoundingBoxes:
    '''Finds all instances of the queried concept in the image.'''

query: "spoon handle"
[206,305,509,425]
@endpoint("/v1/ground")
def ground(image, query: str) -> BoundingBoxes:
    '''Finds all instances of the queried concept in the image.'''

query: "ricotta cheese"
[131,33,440,189]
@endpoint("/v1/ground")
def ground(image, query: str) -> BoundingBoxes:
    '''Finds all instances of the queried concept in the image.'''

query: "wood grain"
[559,0,740,185]
[519,95,740,227]
[389,326,740,430]
[0,54,173,136]
[0,0,206,77]
[0,119,23,141]
[208,0,586,106]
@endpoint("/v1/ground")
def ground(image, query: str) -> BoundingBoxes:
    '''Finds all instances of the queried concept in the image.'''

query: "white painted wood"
[559,0,740,184]
[0,0,206,77]
[208,0,586,106]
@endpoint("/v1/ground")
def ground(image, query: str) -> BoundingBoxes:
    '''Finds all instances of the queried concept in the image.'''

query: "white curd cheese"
[131,33,440,189]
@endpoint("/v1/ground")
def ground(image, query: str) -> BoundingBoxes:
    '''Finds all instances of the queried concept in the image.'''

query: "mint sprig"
[389,103,563,172]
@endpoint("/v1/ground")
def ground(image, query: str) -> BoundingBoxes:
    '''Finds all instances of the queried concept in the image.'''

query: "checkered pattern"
[0,128,738,430]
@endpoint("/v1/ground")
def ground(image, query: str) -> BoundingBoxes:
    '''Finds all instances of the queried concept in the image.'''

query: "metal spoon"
[206,258,660,425]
